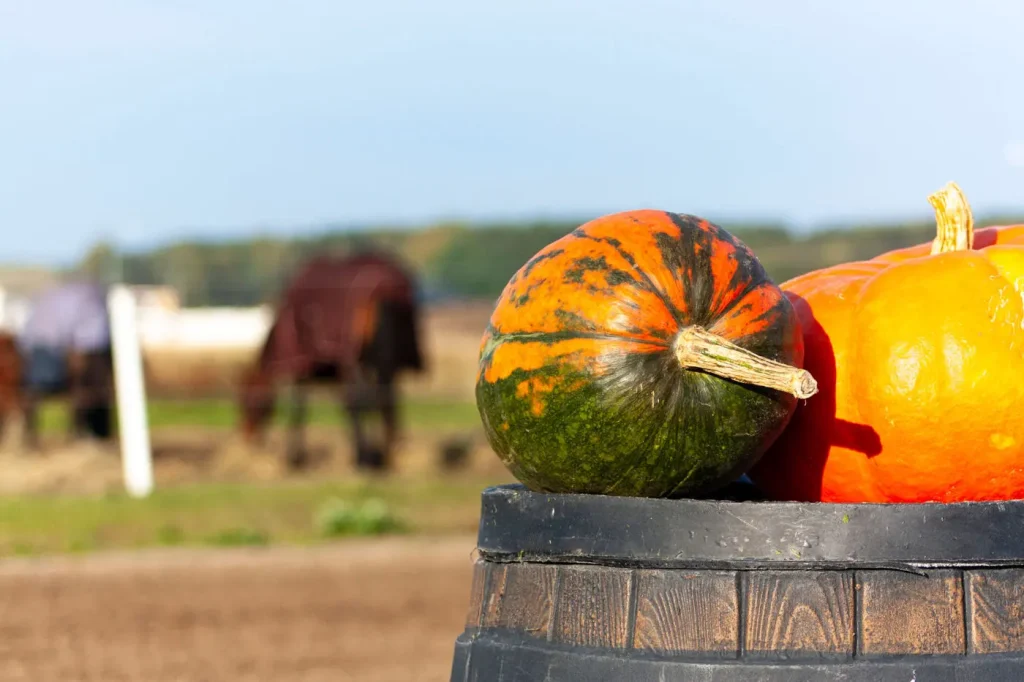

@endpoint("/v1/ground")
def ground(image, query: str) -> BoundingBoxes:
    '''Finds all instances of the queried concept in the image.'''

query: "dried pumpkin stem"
[928,181,974,254]
[673,325,818,399]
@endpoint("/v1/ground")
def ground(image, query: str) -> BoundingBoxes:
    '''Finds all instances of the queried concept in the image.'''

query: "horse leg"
[67,351,88,442]
[344,370,379,471]
[82,349,114,441]
[285,380,308,469]
[70,392,88,441]
[22,391,40,451]
[378,378,398,471]
[361,300,407,472]
[349,404,370,470]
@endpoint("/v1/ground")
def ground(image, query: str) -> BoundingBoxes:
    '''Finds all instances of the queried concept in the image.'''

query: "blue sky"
[2,0,1023,264]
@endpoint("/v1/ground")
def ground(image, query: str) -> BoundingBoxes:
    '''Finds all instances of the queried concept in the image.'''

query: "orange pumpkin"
[749,182,1024,503]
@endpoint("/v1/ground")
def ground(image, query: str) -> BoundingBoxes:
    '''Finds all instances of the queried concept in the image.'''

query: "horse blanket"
[258,252,424,382]
[19,280,111,392]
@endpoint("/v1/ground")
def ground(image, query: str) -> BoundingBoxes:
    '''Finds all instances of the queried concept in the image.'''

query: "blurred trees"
[70,213,1021,306]
[76,242,121,285]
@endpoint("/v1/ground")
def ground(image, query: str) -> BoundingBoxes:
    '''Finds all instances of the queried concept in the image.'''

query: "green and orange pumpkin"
[475,210,817,498]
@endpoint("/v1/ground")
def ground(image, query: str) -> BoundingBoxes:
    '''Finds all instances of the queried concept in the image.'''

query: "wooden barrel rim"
[452,633,1024,681]
[478,484,1024,569]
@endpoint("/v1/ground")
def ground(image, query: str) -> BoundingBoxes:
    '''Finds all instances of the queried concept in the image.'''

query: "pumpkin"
[749,182,1024,503]
[475,210,817,498]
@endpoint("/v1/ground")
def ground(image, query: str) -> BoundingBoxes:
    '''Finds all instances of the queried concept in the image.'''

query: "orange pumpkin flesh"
[749,183,1024,503]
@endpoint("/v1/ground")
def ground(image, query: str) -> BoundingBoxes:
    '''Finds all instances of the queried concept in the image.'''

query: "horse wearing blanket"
[238,252,425,470]
[18,280,115,448]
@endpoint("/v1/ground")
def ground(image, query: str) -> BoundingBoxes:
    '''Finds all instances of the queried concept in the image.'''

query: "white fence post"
[108,285,154,498]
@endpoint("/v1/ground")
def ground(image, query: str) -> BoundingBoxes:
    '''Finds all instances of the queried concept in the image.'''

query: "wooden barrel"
[449,484,1024,681]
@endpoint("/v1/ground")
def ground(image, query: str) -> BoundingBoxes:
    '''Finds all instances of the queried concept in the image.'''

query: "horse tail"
[344,263,390,371]
[361,297,425,381]
[353,298,379,353]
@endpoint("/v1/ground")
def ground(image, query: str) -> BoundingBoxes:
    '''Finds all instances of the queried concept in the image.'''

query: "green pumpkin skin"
[475,209,805,498]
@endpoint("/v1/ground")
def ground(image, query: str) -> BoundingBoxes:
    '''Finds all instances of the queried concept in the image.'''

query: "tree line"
[72,212,1024,307]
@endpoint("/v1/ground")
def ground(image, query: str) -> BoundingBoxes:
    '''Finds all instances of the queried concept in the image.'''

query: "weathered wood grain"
[482,562,558,638]
[743,571,854,658]
[968,569,1024,654]
[632,570,739,656]
[464,558,1024,664]
[465,559,488,628]
[859,570,965,655]
[481,563,509,628]
[552,565,633,649]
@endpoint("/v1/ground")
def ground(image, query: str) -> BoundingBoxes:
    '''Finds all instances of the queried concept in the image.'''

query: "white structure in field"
[136,305,272,352]
[108,285,154,498]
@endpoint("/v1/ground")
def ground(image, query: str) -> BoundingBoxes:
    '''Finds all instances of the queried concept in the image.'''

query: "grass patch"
[206,527,271,547]
[33,396,481,434]
[0,475,507,557]
[156,524,186,546]
[315,497,407,538]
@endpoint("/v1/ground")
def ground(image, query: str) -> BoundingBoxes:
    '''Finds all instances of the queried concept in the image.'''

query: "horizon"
[7,200,1024,273]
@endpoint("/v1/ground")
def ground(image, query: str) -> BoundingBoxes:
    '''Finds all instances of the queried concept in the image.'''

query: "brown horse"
[238,252,425,470]
[0,332,24,442]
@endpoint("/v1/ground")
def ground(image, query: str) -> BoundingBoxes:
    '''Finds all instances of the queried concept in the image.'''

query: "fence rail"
[134,306,272,351]
[0,295,272,352]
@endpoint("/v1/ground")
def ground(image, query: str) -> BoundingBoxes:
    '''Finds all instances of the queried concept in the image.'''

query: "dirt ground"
[0,535,477,682]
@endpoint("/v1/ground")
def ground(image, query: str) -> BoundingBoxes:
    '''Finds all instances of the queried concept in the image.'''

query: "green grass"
[6,396,493,556]
[0,475,505,557]
[33,396,481,434]
[314,497,408,538]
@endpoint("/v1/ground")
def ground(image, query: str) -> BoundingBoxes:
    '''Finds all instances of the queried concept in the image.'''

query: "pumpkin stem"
[928,181,974,254]
[673,326,818,399]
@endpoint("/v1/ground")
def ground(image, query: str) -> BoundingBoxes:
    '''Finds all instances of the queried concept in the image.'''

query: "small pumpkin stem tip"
[673,326,818,400]
[928,181,974,254]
